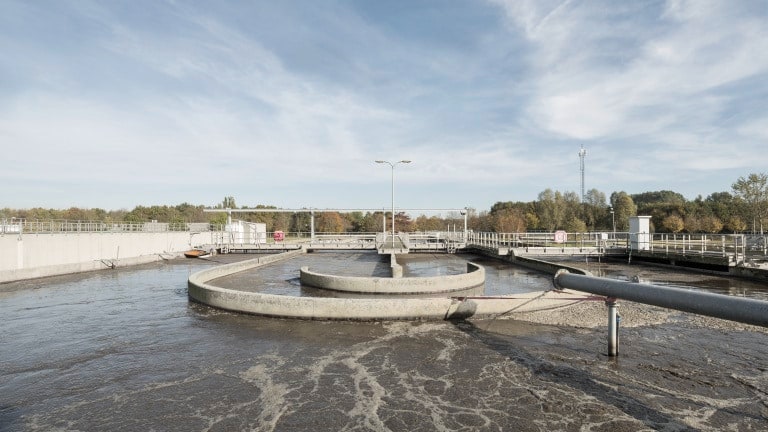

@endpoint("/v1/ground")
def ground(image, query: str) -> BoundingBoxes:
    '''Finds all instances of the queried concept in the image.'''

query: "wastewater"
[1,252,767,431]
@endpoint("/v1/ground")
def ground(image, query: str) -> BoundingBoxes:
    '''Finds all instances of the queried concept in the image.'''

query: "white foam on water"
[239,356,292,431]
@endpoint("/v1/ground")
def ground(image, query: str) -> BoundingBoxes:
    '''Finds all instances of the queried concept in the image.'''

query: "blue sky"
[2,0,767,213]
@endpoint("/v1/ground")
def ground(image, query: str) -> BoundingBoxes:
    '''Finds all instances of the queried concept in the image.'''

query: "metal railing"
[464,231,749,260]
[642,233,746,262]
[0,219,217,235]
[466,231,629,251]
[211,231,380,247]
[1,220,756,263]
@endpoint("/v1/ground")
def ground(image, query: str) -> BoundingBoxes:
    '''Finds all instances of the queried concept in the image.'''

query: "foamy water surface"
[1,252,767,431]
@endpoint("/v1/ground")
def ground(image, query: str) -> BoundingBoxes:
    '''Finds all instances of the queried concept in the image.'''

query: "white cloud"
[494,0,768,146]
[1,0,767,209]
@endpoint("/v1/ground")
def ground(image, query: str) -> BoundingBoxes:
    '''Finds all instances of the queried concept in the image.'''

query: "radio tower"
[579,145,587,202]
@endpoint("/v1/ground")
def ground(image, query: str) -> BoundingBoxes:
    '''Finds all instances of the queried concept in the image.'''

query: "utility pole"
[579,145,587,203]
[375,160,411,247]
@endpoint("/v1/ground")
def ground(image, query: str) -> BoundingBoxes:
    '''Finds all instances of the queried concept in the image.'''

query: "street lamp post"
[375,160,411,247]
[610,206,616,239]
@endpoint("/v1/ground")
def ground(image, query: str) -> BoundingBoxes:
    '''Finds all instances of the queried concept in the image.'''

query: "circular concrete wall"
[187,250,589,321]
[299,262,484,294]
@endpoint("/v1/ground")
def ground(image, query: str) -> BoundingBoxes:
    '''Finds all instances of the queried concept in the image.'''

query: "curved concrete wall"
[188,251,587,321]
[299,262,485,294]
[466,247,593,277]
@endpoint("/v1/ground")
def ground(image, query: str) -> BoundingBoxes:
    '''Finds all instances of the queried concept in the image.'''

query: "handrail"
[1,219,219,235]
[464,231,748,256]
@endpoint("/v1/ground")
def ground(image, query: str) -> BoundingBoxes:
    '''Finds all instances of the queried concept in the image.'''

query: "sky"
[1,0,767,213]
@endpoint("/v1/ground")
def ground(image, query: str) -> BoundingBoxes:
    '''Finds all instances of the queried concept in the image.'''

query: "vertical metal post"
[606,297,619,357]
[390,163,395,247]
[375,160,410,248]
[463,209,468,241]
[310,210,315,240]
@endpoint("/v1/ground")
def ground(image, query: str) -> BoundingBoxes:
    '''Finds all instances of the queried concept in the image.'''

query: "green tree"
[525,212,540,231]
[271,212,292,232]
[705,192,740,226]
[582,188,607,230]
[220,196,237,209]
[725,216,747,233]
[356,212,385,233]
[290,212,313,234]
[563,216,587,233]
[493,208,526,232]
[684,215,701,233]
[315,212,345,233]
[561,191,582,230]
[610,191,637,231]
[344,212,365,232]
[536,189,566,231]
[468,210,493,232]
[413,215,445,232]
[732,173,768,233]
[699,215,724,234]
[633,190,687,229]
[632,190,686,208]
[394,212,413,232]
[661,214,685,233]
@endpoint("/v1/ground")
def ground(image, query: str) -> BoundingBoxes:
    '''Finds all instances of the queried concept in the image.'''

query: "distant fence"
[466,231,628,250]
[3,220,766,260]
[0,219,219,234]
[464,231,762,261]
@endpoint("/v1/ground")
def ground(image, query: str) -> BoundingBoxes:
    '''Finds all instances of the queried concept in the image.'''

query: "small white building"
[0,224,20,234]
[225,220,267,244]
[630,216,652,251]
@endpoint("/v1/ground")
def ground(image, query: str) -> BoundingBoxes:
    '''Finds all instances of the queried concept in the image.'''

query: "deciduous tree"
[610,192,637,231]
[493,208,526,232]
[732,173,768,233]
[661,214,684,233]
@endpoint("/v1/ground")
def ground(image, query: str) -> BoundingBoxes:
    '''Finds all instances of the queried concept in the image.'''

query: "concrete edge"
[0,253,177,284]
[465,247,593,277]
[299,262,485,294]
[188,250,590,321]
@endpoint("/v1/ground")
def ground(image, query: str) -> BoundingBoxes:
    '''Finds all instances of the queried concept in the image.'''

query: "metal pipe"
[554,270,768,328]
[606,297,618,356]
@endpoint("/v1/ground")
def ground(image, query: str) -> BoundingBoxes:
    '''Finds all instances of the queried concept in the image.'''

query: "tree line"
[3,173,767,234]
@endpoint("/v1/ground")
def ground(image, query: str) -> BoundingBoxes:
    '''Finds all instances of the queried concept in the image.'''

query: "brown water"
[209,252,553,297]
[1,253,767,431]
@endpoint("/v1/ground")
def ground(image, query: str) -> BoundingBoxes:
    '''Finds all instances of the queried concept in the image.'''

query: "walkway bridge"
[210,231,619,257]
[198,208,750,266]
[208,230,749,270]
[210,232,466,254]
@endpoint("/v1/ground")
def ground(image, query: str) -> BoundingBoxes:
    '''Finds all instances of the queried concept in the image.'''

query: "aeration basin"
[188,250,587,321]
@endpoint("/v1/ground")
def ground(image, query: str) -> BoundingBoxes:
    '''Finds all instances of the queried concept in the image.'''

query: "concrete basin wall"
[188,251,586,321]
[299,262,485,294]
[390,253,403,278]
[466,247,593,277]
[0,231,217,283]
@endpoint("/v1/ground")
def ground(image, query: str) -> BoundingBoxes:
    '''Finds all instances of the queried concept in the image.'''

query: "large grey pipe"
[553,270,768,328]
